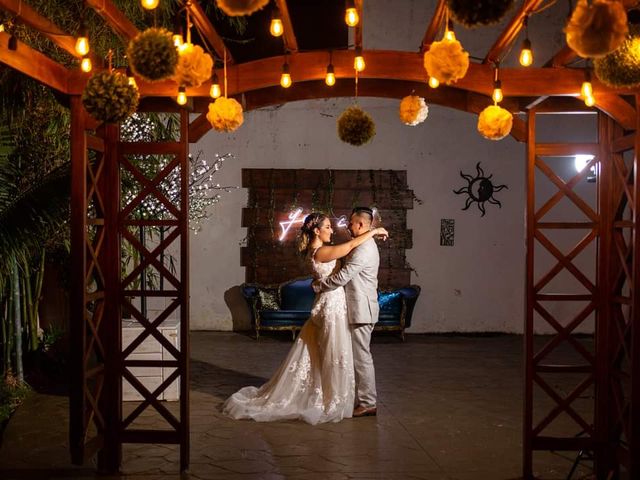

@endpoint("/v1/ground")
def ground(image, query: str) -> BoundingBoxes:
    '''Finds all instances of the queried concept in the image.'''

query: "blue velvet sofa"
[241,277,420,341]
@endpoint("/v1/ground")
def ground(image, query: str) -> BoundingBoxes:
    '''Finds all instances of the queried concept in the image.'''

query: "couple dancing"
[223,207,388,424]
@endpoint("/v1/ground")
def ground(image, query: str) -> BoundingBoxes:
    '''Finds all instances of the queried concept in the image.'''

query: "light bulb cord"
[223,47,227,98]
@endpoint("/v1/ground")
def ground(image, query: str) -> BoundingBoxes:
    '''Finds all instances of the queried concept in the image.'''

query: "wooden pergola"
[0,0,638,478]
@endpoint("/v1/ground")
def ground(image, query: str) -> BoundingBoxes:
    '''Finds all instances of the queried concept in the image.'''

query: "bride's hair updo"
[297,212,328,255]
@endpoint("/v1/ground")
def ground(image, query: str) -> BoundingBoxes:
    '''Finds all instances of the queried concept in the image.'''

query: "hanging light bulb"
[428,76,439,88]
[172,17,184,48]
[177,86,187,105]
[210,71,221,98]
[80,56,92,73]
[126,67,137,89]
[581,69,593,98]
[492,65,503,104]
[0,24,5,32]
[75,24,89,56]
[141,0,160,10]
[354,47,365,72]
[270,9,284,37]
[325,63,336,86]
[444,19,456,42]
[345,0,359,27]
[280,61,292,88]
[584,95,595,107]
[519,17,533,67]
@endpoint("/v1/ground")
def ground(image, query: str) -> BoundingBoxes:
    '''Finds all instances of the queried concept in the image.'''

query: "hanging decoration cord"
[355,67,359,103]
[223,47,227,98]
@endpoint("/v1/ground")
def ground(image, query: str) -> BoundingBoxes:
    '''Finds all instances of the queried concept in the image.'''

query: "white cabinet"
[122,318,180,401]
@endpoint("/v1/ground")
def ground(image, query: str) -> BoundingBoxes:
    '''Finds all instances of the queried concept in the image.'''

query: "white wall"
[188,0,599,334]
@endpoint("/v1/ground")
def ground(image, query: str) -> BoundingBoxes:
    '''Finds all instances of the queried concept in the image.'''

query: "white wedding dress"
[223,250,355,424]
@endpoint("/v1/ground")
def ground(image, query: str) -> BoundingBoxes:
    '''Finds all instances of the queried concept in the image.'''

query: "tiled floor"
[0,333,597,479]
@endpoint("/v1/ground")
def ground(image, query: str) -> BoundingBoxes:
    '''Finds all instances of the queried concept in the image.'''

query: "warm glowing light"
[492,84,503,104]
[444,29,456,42]
[141,0,160,10]
[519,39,533,67]
[0,24,5,33]
[270,18,283,37]
[574,154,595,172]
[584,95,595,107]
[210,84,221,99]
[325,64,336,86]
[80,56,92,73]
[428,76,439,88]
[173,33,184,48]
[75,30,89,56]
[177,86,187,105]
[345,7,359,27]
[178,42,192,54]
[354,47,365,72]
[128,76,137,89]
[281,62,292,88]
[581,81,593,99]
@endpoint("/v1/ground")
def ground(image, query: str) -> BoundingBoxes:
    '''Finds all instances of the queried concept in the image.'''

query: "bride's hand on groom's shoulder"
[374,227,389,241]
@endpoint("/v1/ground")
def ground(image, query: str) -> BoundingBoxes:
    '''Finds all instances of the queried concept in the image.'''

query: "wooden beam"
[593,94,636,131]
[187,0,232,62]
[85,0,138,41]
[0,0,79,58]
[520,96,595,113]
[0,30,70,92]
[354,0,363,49]
[484,0,545,65]
[188,79,526,143]
[274,0,298,53]
[544,45,578,68]
[420,0,446,52]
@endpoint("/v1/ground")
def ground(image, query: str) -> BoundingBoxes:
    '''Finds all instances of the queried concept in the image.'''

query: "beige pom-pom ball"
[216,0,269,16]
[424,38,470,85]
[174,44,214,88]
[565,0,628,58]
[207,97,244,133]
[399,95,429,126]
[477,105,513,141]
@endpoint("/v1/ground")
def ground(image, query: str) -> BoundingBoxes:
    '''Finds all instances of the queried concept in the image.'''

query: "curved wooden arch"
[185,78,526,143]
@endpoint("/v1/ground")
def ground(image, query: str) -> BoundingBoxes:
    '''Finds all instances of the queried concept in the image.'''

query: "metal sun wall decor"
[453,162,508,217]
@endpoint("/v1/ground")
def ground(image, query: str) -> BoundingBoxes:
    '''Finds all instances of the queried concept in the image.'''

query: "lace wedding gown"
[222,251,355,424]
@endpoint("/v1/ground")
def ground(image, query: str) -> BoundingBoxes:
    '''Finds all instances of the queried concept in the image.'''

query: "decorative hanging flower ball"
[477,105,513,141]
[127,27,179,82]
[337,106,376,146]
[447,0,515,27]
[565,0,628,58]
[399,95,429,126]
[594,32,640,87]
[82,70,139,124]
[174,44,214,88]
[424,38,470,85]
[207,97,244,132]
[216,0,269,16]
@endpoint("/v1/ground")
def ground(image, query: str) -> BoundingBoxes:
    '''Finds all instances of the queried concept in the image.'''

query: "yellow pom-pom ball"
[174,44,214,88]
[216,0,269,16]
[424,38,469,85]
[399,95,429,126]
[207,97,244,133]
[565,0,628,58]
[477,105,513,141]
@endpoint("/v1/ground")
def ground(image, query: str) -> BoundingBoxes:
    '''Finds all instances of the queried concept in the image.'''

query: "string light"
[126,67,137,89]
[141,0,160,10]
[584,95,595,107]
[428,76,439,88]
[210,71,221,98]
[325,63,336,86]
[270,9,284,37]
[0,24,4,32]
[519,16,533,67]
[75,24,89,56]
[80,56,92,73]
[492,64,503,104]
[345,0,359,27]
[172,17,184,48]
[444,19,456,42]
[354,46,365,72]
[581,69,595,107]
[280,60,292,88]
[177,86,187,105]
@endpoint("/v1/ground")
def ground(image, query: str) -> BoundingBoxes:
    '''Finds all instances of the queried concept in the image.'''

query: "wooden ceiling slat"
[420,0,446,52]
[275,0,298,53]
[85,0,138,41]
[0,30,70,92]
[544,45,577,68]
[593,95,636,131]
[483,0,545,65]
[188,0,232,63]
[0,0,81,58]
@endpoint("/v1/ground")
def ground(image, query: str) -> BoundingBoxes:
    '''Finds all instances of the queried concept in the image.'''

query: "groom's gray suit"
[317,237,379,408]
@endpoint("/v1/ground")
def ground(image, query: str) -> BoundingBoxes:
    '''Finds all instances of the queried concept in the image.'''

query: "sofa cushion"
[257,287,280,311]
[280,278,315,311]
[378,291,402,315]
[260,310,309,327]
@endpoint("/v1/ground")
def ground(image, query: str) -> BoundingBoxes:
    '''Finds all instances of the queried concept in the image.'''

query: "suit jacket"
[318,238,380,324]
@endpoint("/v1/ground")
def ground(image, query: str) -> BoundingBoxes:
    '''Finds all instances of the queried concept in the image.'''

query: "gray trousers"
[351,323,377,408]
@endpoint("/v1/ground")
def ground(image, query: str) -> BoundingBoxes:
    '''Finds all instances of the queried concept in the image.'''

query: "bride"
[223,212,388,424]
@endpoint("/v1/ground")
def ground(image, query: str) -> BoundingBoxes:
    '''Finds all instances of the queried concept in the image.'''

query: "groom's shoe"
[353,405,377,417]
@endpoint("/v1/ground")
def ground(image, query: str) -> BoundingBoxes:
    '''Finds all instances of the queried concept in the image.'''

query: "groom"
[313,207,380,417]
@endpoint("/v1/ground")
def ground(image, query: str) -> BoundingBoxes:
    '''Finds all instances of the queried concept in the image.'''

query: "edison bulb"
[354,55,365,72]
[172,33,184,48]
[270,18,283,37]
[80,56,92,73]
[280,73,292,88]
[75,35,89,56]
[581,81,593,99]
[428,76,439,88]
[519,39,533,67]
[141,0,160,10]
[492,87,503,104]
[584,95,595,107]
[177,87,187,105]
[444,30,456,42]
[345,7,359,27]
[210,83,221,98]
[325,69,336,86]
[128,76,137,89]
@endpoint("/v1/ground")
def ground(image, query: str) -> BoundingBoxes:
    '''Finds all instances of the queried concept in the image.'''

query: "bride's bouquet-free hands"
[374,227,389,241]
